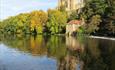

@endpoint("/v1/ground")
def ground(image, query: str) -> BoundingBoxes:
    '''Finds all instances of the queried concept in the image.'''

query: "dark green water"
[0,34,115,70]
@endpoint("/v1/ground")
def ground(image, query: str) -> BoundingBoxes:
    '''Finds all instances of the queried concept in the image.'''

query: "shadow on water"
[0,34,115,70]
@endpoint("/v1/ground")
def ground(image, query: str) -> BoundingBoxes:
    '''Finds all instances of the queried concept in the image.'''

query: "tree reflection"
[30,35,47,56]
[0,34,115,70]
[81,38,115,70]
[57,36,84,70]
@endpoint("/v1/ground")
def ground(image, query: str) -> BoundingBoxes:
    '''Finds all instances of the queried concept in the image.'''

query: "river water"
[0,35,115,70]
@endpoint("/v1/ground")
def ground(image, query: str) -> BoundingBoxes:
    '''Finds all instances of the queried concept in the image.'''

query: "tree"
[68,11,79,21]
[80,0,115,36]
[15,13,30,34]
[85,15,102,34]
[30,10,48,34]
[81,0,108,20]
[46,9,67,34]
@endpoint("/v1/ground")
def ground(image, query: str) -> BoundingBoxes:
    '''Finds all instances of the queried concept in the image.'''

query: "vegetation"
[0,0,115,37]
[30,10,48,34]
[46,9,67,34]
[80,0,115,36]
[0,34,114,70]
[83,15,102,34]
[0,10,67,35]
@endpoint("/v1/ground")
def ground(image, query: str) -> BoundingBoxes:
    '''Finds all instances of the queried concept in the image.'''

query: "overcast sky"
[0,0,58,20]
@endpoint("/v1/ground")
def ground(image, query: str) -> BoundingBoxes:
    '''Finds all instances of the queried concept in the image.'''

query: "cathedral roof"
[68,20,81,25]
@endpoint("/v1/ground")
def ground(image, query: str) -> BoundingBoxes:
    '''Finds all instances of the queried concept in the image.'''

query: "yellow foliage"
[30,10,48,33]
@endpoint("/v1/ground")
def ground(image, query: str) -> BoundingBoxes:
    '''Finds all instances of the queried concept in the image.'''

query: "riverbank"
[0,32,115,41]
[89,36,115,41]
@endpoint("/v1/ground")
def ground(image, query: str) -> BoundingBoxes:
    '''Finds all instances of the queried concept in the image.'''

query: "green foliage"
[104,19,115,35]
[1,13,31,34]
[30,10,48,34]
[77,27,85,34]
[85,15,102,34]
[0,21,3,31]
[1,10,48,34]
[68,11,80,21]
[81,0,108,19]
[79,0,115,36]
[1,10,67,34]
[46,9,67,34]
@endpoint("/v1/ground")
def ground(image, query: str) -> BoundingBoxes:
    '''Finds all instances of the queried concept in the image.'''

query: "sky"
[0,0,58,20]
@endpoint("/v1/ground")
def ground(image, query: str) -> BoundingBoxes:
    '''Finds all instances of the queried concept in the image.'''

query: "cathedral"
[58,0,84,11]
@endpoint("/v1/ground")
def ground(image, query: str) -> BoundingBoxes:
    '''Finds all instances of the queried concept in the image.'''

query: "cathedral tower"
[58,0,84,11]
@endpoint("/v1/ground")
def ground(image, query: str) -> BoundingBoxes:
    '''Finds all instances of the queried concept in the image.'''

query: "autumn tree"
[30,10,48,34]
[46,9,67,34]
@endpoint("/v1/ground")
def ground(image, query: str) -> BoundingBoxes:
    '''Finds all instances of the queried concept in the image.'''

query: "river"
[0,34,115,70]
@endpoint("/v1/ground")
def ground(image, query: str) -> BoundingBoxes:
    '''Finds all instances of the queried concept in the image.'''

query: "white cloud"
[0,0,58,20]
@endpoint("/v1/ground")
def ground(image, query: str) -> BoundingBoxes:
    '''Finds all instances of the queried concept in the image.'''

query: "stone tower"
[58,0,84,11]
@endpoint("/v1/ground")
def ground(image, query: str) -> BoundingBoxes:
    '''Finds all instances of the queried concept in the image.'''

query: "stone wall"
[58,0,85,11]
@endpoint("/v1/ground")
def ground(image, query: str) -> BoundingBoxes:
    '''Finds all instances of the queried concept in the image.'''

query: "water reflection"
[0,34,115,70]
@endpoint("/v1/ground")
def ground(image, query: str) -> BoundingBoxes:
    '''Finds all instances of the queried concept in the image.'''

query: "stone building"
[58,0,85,35]
[58,0,85,11]
[66,20,84,35]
